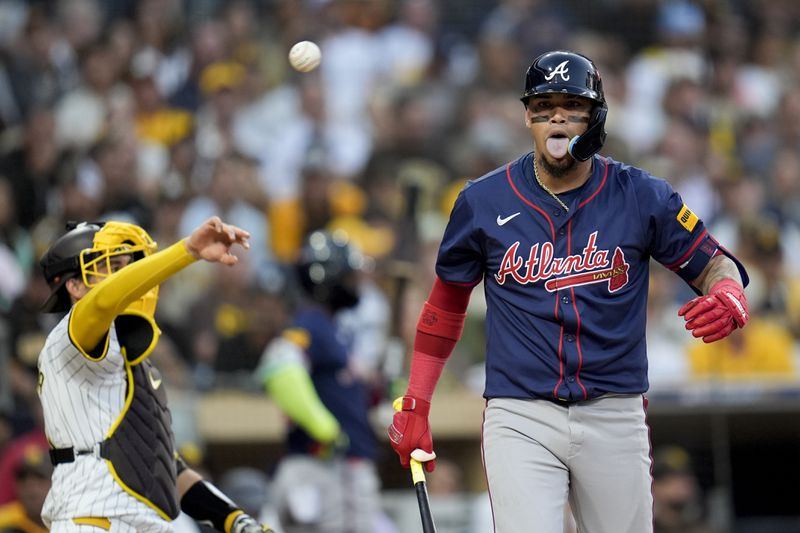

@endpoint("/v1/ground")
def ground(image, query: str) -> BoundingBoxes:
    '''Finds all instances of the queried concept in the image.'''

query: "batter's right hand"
[388,396,436,472]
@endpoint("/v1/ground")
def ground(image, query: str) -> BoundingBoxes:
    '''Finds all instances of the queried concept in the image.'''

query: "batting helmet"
[40,221,159,314]
[296,230,366,311]
[520,50,608,161]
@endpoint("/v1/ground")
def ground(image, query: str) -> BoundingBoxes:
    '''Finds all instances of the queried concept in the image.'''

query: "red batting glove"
[678,279,749,343]
[387,396,436,472]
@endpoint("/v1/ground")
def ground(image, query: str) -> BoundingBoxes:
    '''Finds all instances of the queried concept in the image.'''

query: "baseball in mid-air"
[289,41,321,72]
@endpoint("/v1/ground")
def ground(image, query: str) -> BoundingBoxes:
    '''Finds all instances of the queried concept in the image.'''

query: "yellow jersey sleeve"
[70,241,196,356]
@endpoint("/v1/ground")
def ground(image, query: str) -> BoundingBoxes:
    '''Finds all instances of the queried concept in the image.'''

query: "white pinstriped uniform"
[38,310,172,533]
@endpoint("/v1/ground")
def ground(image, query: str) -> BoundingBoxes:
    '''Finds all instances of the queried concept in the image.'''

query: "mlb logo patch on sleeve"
[676,204,699,232]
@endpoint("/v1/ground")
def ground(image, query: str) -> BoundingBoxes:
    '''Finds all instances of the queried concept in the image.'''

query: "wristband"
[400,395,431,416]
[181,480,241,533]
[416,302,466,341]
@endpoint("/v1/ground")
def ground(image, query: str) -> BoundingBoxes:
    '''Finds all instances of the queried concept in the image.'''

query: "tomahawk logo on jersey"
[436,152,748,402]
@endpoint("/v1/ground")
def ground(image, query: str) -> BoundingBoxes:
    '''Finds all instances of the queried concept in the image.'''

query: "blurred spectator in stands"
[0,444,51,533]
[0,397,47,505]
[457,27,529,166]
[734,31,783,119]
[260,66,375,260]
[214,281,289,385]
[132,48,194,149]
[6,263,49,340]
[184,242,257,390]
[652,445,716,533]
[28,171,103,264]
[644,115,717,230]
[0,178,32,312]
[623,0,708,154]
[195,61,247,166]
[378,0,438,87]
[0,412,11,456]
[705,171,766,260]
[319,0,384,162]
[53,36,132,151]
[736,215,800,338]
[168,16,230,112]
[766,148,800,274]
[481,0,574,63]
[221,0,286,101]
[270,160,368,263]
[83,130,151,225]
[130,47,196,202]
[2,5,79,125]
[0,109,63,230]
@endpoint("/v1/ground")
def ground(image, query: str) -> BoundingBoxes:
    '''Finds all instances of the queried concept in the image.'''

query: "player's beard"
[540,152,577,178]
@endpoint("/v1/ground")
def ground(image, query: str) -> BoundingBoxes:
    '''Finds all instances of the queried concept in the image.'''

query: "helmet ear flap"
[568,105,608,161]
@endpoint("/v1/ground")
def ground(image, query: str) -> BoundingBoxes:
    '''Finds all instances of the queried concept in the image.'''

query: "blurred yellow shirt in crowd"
[688,318,796,378]
[136,109,194,146]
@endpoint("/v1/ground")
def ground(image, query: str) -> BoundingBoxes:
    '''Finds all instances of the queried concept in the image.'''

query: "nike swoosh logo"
[148,369,162,390]
[496,212,521,226]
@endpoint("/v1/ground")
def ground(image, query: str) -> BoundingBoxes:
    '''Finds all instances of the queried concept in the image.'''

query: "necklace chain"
[533,155,569,212]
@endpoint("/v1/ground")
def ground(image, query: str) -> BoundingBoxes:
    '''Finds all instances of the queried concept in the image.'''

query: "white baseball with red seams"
[289,41,321,72]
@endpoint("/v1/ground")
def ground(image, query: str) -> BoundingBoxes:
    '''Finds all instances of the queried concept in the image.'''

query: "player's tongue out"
[546,136,570,158]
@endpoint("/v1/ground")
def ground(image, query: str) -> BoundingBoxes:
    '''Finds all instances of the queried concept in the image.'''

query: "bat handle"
[411,459,436,533]
[410,458,426,484]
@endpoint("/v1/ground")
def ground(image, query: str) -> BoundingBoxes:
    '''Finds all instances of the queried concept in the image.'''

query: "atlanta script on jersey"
[437,152,748,402]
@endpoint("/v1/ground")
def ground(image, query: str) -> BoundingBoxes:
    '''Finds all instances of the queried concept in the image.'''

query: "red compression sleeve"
[407,278,473,401]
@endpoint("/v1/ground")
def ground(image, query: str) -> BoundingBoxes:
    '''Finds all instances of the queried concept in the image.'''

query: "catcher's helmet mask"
[40,221,159,314]
[521,50,608,161]
[40,222,105,313]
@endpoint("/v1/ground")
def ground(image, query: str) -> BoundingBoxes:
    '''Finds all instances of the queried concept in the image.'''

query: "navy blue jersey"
[285,305,377,459]
[437,152,747,401]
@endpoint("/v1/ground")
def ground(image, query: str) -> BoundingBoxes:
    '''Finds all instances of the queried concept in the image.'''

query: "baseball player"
[256,231,380,533]
[37,217,273,533]
[387,50,750,533]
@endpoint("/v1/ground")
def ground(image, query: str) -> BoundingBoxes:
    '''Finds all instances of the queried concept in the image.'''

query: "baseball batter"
[387,51,750,533]
[37,217,272,533]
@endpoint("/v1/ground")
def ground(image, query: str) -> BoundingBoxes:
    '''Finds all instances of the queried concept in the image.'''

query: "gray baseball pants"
[482,395,653,533]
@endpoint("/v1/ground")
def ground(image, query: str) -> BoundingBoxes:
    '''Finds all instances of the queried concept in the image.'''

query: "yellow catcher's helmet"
[79,221,159,317]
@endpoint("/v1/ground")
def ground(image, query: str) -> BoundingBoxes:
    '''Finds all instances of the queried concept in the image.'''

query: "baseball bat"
[393,398,437,533]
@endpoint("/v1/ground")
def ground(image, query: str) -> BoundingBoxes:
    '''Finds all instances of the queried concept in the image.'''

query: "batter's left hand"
[679,279,749,343]
[185,216,250,265]
[229,513,274,533]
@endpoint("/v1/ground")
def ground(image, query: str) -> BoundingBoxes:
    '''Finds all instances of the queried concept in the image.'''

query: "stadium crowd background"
[0,0,799,532]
